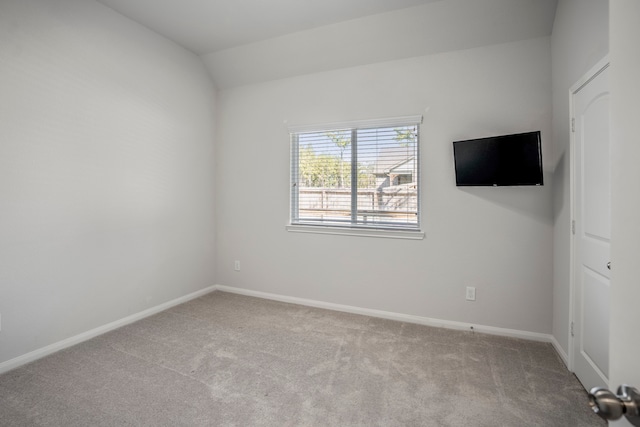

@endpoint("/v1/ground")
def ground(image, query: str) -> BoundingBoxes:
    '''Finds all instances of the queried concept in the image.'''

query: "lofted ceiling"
[96,0,558,88]
[95,0,443,54]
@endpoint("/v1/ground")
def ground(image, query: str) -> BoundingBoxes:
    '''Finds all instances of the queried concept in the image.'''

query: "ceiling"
[96,0,558,88]
[95,0,443,55]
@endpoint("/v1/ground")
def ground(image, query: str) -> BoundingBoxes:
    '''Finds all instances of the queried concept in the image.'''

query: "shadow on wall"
[458,171,553,226]
[552,151,566,222]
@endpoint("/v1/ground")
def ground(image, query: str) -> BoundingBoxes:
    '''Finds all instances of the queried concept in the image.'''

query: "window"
[289,116,421,234]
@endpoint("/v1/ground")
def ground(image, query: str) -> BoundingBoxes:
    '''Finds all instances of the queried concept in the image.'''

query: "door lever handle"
[589,385,640,426]
[607,261,611,270]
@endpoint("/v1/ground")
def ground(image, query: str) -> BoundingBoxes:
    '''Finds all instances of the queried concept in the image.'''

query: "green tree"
[299,144,348,188]
[326,131,351,188]
[299,136,374,189]
[299,144,316,187]
[357,163,375,188]
[394,127,417,146]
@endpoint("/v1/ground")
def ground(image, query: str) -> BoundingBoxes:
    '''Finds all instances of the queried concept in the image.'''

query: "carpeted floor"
[0,291,604,426]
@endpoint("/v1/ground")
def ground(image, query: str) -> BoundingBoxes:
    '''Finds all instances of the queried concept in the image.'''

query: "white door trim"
[568,55,610,374]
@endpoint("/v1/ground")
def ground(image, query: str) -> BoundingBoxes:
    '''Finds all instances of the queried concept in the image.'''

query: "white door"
[609,3,640,425]
[571,61,610,391]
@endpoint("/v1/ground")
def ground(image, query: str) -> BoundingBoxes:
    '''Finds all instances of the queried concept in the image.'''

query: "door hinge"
[571,118,575,132]
[570,321,575,337]
[571,220,576,235]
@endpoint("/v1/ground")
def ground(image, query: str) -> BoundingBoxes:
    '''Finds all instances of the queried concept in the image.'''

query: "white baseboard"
[0,284,562,376]
[0,285,217,375]
[213,285,554,343]
[550,335,570,367]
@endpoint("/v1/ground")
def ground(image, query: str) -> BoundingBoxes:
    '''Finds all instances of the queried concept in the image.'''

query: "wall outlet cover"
[466,286,476,301]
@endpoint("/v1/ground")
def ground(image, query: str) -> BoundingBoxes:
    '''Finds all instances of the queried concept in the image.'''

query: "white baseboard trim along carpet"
[551,335,570,367]
[1,289,601,426]
[0,285,217,375]
[1,283,559,375]
[215,285,555,343]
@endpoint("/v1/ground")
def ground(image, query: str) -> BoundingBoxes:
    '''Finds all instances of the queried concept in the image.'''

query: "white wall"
[550,0,608,357]
[203,0,557,89]
[216,37,553,334]
[609,0,640,400]
[0,0,216,364]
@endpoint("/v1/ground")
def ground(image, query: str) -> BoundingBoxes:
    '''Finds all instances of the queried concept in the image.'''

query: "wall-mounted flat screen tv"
[453,131,543,186]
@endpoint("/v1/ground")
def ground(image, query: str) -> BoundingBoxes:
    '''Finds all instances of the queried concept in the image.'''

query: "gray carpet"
[0,291,604,426]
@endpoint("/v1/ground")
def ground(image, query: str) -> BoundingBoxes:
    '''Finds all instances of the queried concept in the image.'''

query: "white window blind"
[290,116,421,231]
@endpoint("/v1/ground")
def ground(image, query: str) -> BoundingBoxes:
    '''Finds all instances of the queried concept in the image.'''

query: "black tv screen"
[453,131,543,186]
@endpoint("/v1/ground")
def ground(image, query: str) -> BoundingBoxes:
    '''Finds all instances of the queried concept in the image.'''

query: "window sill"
[286,224,425,240]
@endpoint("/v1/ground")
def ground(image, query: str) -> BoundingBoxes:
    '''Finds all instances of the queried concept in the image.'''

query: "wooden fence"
[298,187,417,221]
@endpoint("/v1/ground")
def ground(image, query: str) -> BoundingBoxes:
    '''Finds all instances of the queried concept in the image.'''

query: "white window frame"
[287,115,424,240]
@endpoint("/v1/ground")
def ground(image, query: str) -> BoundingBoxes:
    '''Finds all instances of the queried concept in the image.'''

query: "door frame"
[568,55,610,376]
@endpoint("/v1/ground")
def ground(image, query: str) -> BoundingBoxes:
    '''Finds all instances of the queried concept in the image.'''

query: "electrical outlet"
[466,286,476,301]
[234,260,240,271]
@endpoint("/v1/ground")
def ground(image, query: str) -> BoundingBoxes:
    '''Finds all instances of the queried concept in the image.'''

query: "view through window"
[290,119,420,230]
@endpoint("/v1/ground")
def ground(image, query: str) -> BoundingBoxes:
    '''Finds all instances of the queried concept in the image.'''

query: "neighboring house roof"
[371,146,415,175]
[387,157,415,175]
